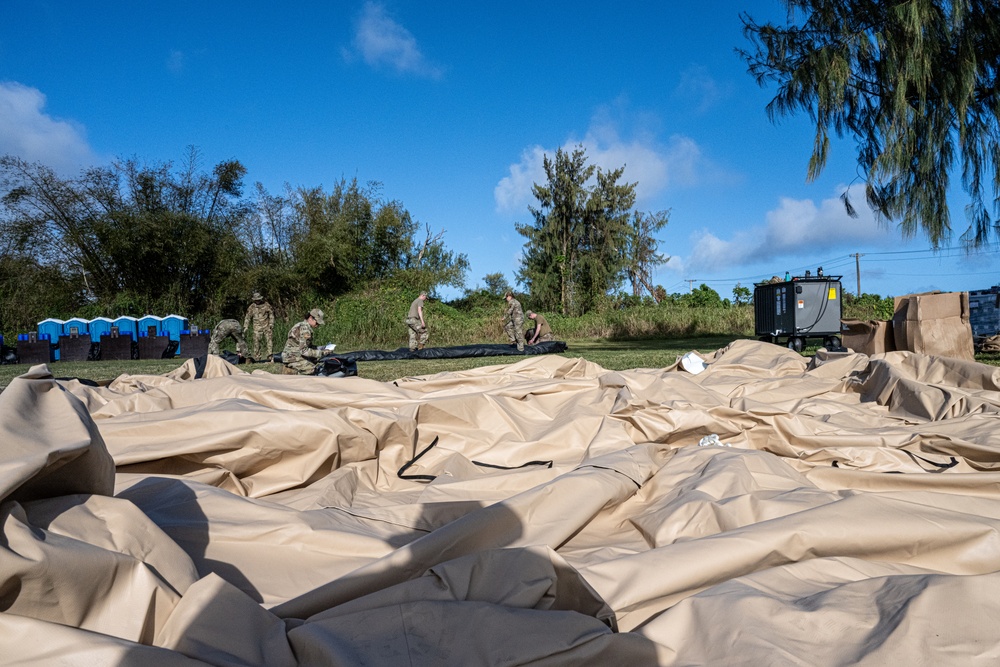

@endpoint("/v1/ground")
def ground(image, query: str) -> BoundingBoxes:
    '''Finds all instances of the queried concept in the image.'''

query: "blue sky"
[3,0,999,302]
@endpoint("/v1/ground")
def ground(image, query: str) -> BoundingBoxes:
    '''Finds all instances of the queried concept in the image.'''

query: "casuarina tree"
[741,0,1000,247]
[516,146,644,315]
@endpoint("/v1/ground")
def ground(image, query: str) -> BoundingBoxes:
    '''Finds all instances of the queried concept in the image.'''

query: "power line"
[863,244,1000,257]
[880,270,1000,277]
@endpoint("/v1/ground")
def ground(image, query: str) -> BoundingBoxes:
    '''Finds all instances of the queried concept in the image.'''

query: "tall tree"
[516,146,639,315]
[518,147,593,314]
[741,0,1000,247]
[623,209,671,300]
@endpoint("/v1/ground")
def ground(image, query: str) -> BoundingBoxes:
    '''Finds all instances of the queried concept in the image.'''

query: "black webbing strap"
[831,452,959,473]
[397,436,553,482]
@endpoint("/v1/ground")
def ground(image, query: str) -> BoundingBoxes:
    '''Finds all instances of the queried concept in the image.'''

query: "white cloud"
[685,184,894,272]
[346,2,442,78]
[494,145,548,213]
[494,113,722,213]
[0,81,96,173]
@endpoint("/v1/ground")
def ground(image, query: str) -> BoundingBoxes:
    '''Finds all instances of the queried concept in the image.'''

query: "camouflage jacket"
[212,319,244,339]
[282,320,322,363]
[504,298,524,324]
[244,301,274,331]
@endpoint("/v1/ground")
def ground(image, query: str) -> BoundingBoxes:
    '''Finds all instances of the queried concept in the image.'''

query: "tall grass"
[19,285,895,360]
[282,288,758,352]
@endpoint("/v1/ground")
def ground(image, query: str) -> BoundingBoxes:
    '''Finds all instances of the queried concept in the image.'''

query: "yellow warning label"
[828,288,836,299]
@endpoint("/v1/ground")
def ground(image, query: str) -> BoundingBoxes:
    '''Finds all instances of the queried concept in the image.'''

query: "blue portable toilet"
[138,314,164,338]
[112,316,139,341]
[89,317,113,343]
[63,316,90,338]
[37,318,65,360]
[161,314,188,354]
[161,314,188,341]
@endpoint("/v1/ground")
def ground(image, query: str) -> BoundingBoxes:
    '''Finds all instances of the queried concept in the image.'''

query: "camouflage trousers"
[208,321,249,358]
[527,329,554,343]
[283,358,317,375]
[249,328,274,361]
[504,318,525,351]
[405,317,429,351]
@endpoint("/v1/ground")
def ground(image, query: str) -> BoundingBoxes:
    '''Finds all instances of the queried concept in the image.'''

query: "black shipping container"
[754,275,844,351]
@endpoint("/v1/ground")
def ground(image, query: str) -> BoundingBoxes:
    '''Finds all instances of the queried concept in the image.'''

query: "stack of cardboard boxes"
[841,291,974,360]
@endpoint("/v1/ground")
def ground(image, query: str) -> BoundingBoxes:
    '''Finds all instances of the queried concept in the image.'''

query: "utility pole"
[851,253,864,296]
[684,279,696,293]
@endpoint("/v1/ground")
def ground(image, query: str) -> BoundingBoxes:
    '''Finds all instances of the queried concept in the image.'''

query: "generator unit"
[754,271,844,351]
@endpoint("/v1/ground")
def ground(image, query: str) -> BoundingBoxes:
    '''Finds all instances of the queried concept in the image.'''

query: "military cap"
[309,308,325,325]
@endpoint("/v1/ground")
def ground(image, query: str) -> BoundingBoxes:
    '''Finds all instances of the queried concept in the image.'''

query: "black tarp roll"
[338,341,568,362]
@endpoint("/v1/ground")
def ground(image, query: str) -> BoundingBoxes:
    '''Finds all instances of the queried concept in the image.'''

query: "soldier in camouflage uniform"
[244,291,275,361]
[282,308,325,375]
[405,292,429,351]
[526,311,554,344]
[502,291,526,352]
[208,319,250,359]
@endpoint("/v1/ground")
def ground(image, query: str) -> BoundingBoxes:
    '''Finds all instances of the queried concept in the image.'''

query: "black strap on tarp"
[397,436,553,482]
[831,452,959,473]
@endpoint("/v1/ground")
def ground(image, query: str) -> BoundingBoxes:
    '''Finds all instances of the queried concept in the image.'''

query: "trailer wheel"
[829,336,841,350]
[787,337,804,353]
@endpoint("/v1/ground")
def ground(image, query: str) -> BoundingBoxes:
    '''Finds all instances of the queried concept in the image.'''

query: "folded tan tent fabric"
[3,340,1000,665]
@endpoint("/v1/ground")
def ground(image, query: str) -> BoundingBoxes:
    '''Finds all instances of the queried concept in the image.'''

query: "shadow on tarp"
[119,466,661,662]
[117,476,262,603]
[0,362,660,663]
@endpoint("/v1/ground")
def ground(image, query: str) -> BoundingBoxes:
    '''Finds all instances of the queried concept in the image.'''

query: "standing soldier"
[282,308,326,375]
[405,291,429,351]
[526,311,554,344]
[208,319,250,360]
[502,291,526,352]
[244,291,275,362]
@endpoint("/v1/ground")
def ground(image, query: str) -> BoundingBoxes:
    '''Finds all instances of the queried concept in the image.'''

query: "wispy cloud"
[345,2,443,78]
[0,81,96,173]
[673,65,727,113]
[684,184,896,272]
[166,49,185,74]
[495,109,727,213]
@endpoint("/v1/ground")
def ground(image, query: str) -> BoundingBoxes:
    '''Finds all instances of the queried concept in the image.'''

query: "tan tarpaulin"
[3,341,1000,665]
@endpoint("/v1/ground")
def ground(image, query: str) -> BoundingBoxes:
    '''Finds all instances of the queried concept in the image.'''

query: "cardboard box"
[840,319,895,355]
[891,291,975,360]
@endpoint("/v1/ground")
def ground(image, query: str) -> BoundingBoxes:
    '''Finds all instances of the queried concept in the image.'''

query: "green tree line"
[0,145,673,336]
[0,148,469,333]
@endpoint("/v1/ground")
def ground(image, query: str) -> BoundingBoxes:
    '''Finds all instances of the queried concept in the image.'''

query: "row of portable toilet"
[14,315,212,362]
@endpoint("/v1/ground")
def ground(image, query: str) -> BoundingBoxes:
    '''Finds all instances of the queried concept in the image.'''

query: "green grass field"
[0,336,741,389]
[4,334,997,390]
